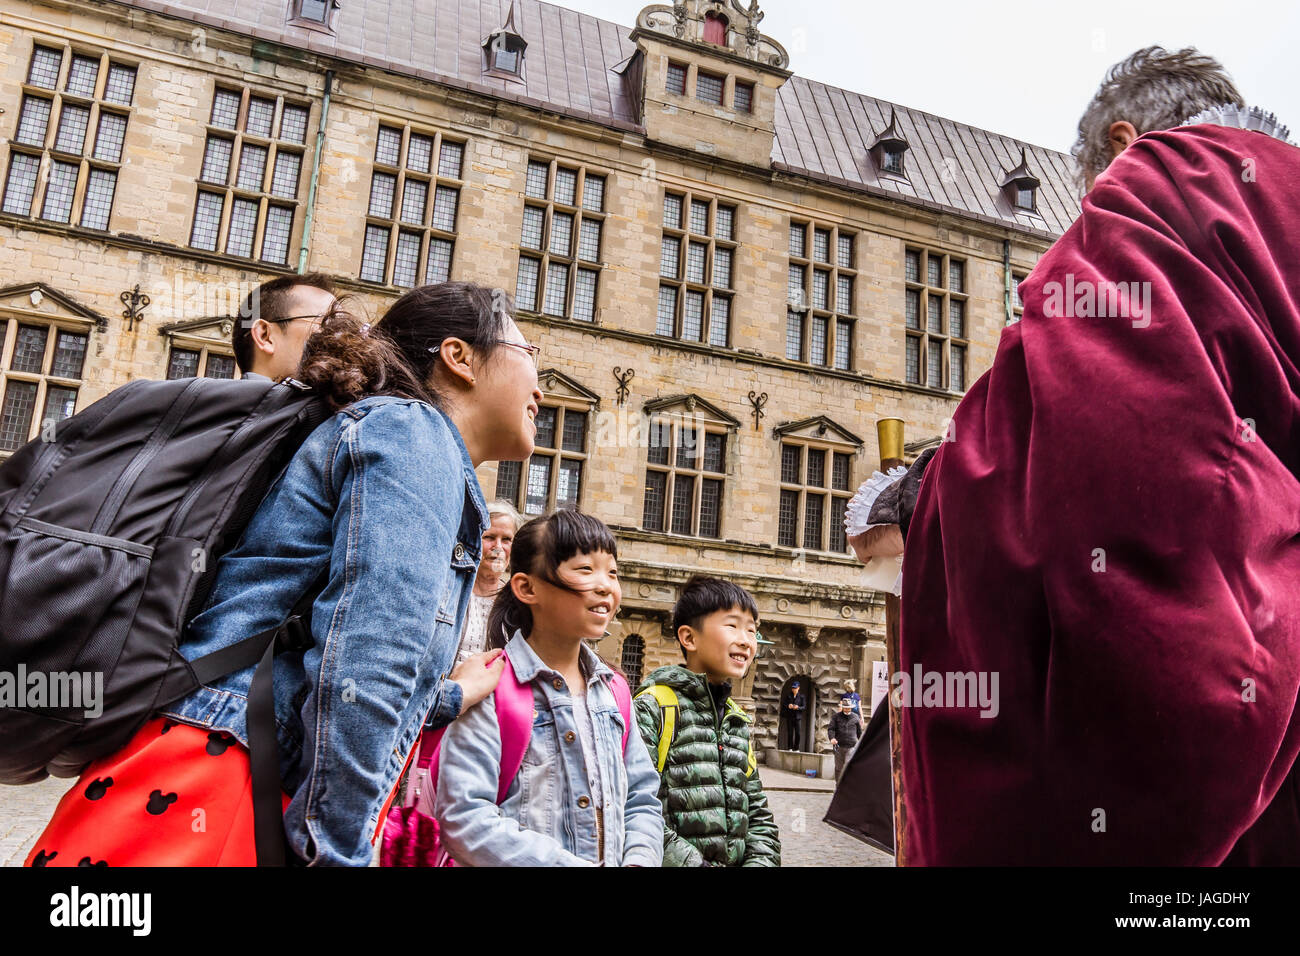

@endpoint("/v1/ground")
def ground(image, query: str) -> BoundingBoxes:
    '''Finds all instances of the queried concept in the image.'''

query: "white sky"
[555,0,1300,155]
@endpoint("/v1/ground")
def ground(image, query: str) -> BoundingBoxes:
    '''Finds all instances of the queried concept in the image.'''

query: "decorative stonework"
[636,1,790,68]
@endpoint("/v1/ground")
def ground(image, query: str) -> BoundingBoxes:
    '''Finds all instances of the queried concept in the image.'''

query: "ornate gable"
[0,282,108,333]
[156,315,236,351]
[538,367,601,410]
[644,392,740,428]
[772,416,864,447]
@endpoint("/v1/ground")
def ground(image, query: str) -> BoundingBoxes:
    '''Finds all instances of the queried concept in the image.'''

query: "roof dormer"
[632,2,791,167]
[1001,147,1041,212]
[870,107,910,178]
[483,1,528,80]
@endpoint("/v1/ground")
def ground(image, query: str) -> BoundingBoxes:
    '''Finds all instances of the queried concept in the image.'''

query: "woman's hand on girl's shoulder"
[451,650,507,715]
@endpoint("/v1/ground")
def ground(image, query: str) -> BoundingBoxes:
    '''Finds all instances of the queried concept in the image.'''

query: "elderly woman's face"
[480,514,516,578]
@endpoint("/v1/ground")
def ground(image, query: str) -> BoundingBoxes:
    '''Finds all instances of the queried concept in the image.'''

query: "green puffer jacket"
[634,665,781,867]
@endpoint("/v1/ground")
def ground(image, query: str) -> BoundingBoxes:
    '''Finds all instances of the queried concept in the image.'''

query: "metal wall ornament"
[747,390,768,431]
[120,284,151,332]
[613,366,635,406]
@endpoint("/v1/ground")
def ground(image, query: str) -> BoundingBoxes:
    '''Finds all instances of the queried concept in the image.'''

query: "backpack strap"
[607,672,632,753]
[724,697,758,779]
[634,684,679,773]
[492,653,534,804]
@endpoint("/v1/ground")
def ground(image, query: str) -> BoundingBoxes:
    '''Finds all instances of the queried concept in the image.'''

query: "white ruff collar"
[1183,104,1294,145]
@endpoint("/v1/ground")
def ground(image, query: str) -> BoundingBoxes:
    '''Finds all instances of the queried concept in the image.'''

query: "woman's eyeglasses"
[426,341,541,369]
[498,341,542,368]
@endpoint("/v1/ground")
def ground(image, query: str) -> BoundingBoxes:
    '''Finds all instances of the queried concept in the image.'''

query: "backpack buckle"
[275,614,314,653]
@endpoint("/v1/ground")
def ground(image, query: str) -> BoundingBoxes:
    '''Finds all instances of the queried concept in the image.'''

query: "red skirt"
[26,716,290,867]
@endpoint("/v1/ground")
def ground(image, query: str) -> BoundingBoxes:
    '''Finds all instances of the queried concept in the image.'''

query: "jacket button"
[453,543,465,560]
[577,796,590,809]
[564,731,576,743]
[553,677,564,690]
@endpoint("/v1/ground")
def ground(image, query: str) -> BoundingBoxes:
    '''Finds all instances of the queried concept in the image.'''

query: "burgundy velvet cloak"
[900,125,1300,865]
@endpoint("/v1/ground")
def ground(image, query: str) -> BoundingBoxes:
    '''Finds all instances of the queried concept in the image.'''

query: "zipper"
[91,378,204,536]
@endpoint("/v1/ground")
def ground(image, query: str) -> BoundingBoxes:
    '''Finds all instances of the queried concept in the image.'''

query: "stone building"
[0,0,1079,757]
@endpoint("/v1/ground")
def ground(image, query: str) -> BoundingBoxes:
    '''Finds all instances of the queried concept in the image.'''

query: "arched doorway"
[777,674,815,752]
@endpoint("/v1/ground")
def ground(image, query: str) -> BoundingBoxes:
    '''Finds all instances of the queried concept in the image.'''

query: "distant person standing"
[828,697,862,781]
[781,679,807,751]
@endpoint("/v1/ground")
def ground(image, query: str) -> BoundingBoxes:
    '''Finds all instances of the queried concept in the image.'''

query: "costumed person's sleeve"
[901,126,1300,864]
[741,770,782,867]
[633,694,706,867]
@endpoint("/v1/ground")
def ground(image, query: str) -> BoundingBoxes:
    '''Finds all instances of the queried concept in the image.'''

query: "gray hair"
[486,499,523,533]
[1071,46,1243,190]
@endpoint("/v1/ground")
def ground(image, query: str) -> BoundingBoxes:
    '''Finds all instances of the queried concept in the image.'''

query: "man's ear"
[676,625,697,655]
[510,571,540,607]
[437,337,476,387]
[1108,120,1139,159]
[249,318,276,357]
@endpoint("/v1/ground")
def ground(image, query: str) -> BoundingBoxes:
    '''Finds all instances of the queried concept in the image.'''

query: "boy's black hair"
[671,575,759,660]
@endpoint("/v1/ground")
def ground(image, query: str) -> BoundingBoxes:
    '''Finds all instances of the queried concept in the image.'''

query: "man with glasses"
[233,274,338,382]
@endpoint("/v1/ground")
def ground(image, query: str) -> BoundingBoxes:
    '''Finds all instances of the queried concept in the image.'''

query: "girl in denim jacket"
[435,511,664,866]
[28,284,544,867]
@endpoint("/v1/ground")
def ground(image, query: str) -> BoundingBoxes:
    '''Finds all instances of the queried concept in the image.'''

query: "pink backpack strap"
[492,653,535,804]
[608,672,633,753]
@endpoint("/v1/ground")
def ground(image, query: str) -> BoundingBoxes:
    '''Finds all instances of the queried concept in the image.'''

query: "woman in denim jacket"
[435,511,664,867]
[28,284,543,867]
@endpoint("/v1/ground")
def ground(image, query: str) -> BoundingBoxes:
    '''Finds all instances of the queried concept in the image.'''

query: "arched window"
[703,13,728,46]
[620,634,646,688]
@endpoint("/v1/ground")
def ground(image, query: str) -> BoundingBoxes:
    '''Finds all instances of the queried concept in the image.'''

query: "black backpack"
[0,376,329,864]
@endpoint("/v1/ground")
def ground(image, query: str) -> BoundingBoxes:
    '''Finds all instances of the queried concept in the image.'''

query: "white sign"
[871,659,890,713]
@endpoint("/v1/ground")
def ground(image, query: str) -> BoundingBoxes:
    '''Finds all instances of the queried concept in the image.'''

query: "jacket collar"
[504,629,613,689]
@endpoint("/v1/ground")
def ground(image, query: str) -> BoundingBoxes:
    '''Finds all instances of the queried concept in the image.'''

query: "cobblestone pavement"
[1,778,73,867]
[766,789,894,867]
[3,776,892,867]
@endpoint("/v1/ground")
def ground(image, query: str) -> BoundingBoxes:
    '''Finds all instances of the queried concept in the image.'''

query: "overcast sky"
[553,0,1299,155]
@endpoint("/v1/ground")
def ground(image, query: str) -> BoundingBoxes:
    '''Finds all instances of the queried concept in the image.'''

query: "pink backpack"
[380,653,632,867]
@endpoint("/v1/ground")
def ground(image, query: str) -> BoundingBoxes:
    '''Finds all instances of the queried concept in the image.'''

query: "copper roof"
[116,0,1081,234]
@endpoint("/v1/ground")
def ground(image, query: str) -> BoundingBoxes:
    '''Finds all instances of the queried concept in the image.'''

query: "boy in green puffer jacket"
[634,576,781,866]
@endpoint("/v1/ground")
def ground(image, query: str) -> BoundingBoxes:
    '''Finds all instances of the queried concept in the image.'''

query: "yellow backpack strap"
[724,697,758,778]
[635,684,679,773]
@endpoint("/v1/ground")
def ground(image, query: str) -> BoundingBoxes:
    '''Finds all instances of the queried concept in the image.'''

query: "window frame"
[164,340,240,380]
[777,437,856,555]
[904,246,969,392]
[787,219,857,370]
[190,85,312,265]
[1,43,136,231]
[358,122,466,287]
[494,393,592,515]
[0,314,93,454]
[641,417,731,540]
[515,156,607,322]
[657,189,737,348]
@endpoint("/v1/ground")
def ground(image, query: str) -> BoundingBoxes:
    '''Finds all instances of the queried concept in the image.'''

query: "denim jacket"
[161,394,487,866]
[434,632,665,866]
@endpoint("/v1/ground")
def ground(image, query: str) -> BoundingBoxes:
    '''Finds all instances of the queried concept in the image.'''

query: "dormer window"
[484,2,528,78]
[289,0,336,28]
[734,81,754,113]
[703,12,728,46]
[870,107,910,178]
[1000,148,1040,213]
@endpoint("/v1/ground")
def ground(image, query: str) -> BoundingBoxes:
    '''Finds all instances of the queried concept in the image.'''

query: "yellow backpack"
[635,684,757,777]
